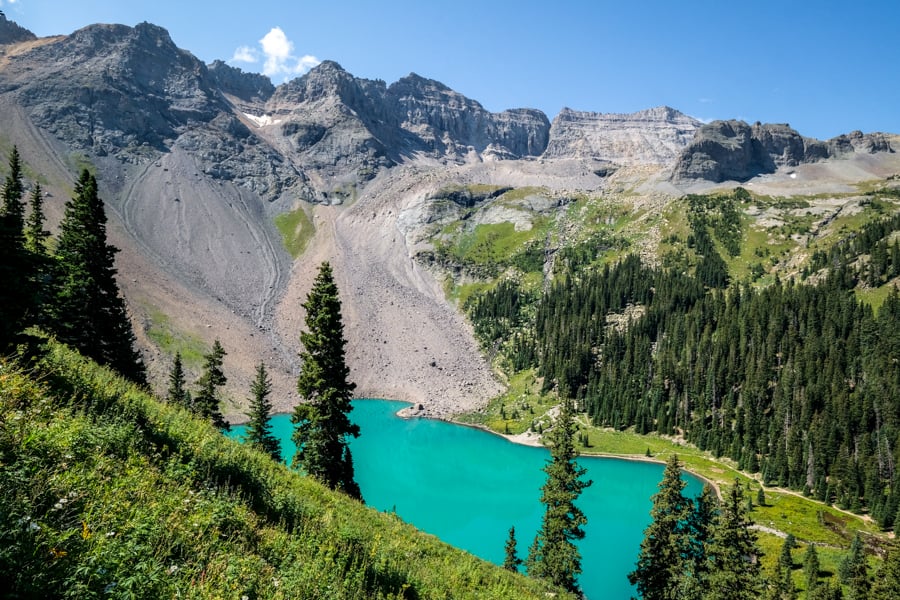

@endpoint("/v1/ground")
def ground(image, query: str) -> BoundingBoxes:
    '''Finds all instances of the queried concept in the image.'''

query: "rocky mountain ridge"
[674,119,893,182]
[543,106,702,166]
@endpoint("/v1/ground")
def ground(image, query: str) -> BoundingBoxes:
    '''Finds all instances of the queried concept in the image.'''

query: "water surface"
[231,400,703,599]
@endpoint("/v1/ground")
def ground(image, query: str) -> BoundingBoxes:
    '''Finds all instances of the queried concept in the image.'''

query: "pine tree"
[527,399,592,594]
[166,352,189,408]
[291,262,362,500]
[629,454,694,600]
[705,479,763,600]
[0,145,30,346]
[503,525,522,572]
[24,183,49,255]
[49,169,145,382]
[774,534,797,599]
[2,146,24,235]
[685,484,717,594]
[244,362,281,462]
[193,340,229,430]
[839,533,869,600]
[803,544,820,596]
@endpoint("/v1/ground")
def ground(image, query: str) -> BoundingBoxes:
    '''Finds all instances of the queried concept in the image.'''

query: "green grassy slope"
[0,339,570,600]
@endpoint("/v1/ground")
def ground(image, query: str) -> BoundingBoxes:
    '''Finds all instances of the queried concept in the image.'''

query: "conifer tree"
[193,340,229,430]
[803,544,820,595]
[684,484,717,594]
[24,183,49,255]
[2,146,24,234]
[0,145,30,346]
[839,533,869,600]
[166,352,189,408]
[503,526,522,572]
[705,479,763,600]
[772,533,797,599]
[629,454,694,600]
[870,541,900,600]
[526,399,591,594]
[244,362,281,462]
[49,169,145,382]
[291,262,362,500]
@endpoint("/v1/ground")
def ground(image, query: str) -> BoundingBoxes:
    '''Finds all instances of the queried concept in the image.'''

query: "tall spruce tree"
[0,145,30,346]
[49,169,145,382]
[291,261,362,500]
[24,183,49,255]
[705,479,763,600]
[166,352,189,408]
[526,399,592,594]
[244,362,281,462]
[2,146,24,235]
[504,526,522,572]
[193,340,229,430]
[629,454,694,600]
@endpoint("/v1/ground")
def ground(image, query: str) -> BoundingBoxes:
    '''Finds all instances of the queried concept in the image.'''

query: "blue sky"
[4,0,899,139]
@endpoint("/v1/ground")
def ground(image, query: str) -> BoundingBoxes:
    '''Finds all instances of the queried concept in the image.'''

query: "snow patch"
[243,113,282,127]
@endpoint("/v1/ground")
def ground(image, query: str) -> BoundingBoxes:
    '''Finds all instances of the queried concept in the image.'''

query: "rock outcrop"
[385,73,550,158]
[0,13,35,45]
[673,120,894,182]
[208,60,274,106]
[542,106,701,166]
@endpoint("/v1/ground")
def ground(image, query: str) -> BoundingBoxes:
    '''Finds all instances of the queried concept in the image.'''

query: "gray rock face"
[9,22,224,150]
[673,120,894,182]
[385,73,550,157]
[207,60,274,105]
[2,21,304,198]
[542,106,701,165]
[0,13,35,45]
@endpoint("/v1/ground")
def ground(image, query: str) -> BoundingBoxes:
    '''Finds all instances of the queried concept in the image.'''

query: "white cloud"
[231,27,320,81]
[231,45,258,64]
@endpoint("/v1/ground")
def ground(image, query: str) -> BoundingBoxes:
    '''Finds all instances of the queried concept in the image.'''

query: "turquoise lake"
[230,400,703,599]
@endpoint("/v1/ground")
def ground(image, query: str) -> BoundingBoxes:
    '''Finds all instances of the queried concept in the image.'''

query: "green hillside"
[0,338,571,600]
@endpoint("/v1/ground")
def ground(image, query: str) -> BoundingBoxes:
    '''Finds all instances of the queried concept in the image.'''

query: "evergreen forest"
[466,188,900,530]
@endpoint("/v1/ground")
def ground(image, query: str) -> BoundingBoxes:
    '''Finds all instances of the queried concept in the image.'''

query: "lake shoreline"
[231,398,721,498]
